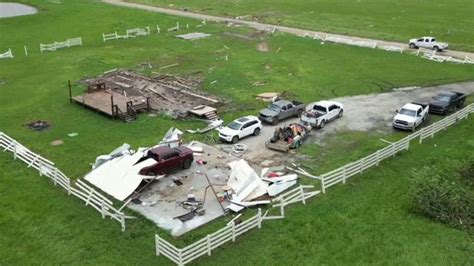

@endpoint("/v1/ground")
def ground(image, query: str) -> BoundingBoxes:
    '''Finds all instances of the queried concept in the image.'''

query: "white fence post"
[207,234,211,256]
[100,200,106,219]
[13,142,17,159]
[257,208,262,228]
[299,186,306,204]
[155,235,160,256]
[321,177,326,194]
[376,150,380,166]
[231,222,236,242]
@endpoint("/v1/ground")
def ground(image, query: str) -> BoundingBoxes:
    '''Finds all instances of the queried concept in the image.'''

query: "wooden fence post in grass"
[155,235,160,256]
[178,249,184,266]
[376,150,380,166]
[391,144,396,157]
[257,208,262,229]
[342,166,347,184]
[156,25,160,34]
[359,158,364,173]
[121,215,126,232]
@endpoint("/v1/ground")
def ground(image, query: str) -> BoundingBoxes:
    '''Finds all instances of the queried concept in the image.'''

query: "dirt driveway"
[225,81,474,166]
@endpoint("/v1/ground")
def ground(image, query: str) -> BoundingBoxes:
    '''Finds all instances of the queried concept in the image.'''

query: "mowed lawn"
[0,0,474,264]
[130,0,474,52]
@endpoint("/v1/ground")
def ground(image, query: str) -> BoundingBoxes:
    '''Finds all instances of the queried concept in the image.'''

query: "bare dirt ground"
[103,0,474,60]
[229,81,474,167]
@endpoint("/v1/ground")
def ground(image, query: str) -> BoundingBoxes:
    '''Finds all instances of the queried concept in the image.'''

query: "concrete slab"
[0,3,37,18]
[127,142,242,236]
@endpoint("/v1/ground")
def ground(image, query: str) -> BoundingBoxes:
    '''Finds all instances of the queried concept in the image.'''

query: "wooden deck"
[72,90,146,117]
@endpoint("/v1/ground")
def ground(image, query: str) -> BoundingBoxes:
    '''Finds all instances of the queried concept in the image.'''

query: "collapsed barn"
[71,70,220,122]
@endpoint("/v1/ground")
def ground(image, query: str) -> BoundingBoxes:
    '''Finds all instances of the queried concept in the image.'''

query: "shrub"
[411,163,474,233]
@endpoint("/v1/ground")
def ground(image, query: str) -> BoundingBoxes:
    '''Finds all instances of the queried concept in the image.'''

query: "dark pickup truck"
[429,91,466,115]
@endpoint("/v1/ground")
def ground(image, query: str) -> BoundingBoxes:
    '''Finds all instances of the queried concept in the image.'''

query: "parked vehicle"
[429,91,466,115]
[218,115,262,143]
[300,100,344,128]
[408,37,449,51]
[258,100,306,124]
[265,123,309,152]
[392,103,429,131]
[138,146,194,176]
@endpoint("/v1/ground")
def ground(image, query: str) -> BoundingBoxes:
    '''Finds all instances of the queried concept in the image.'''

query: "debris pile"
[25,120,51,131]
[266,123,309,152]
[225,159,299,212]
[80,70,220,119]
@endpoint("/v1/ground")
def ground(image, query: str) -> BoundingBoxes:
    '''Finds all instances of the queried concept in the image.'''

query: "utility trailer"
[265,123,310,152]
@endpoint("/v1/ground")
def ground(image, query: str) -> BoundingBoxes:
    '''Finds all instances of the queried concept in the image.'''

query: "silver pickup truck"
[258,100,306,125]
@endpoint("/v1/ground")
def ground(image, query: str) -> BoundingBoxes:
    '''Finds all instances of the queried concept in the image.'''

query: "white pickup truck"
[408,37,449,51]
[300,101,344,128]
[392,103,429,131]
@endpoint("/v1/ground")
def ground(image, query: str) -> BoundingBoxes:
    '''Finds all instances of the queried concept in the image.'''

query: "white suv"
[218,116,262,143]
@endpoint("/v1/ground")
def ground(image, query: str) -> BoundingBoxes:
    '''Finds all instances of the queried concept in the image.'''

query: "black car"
[429,91,466,115]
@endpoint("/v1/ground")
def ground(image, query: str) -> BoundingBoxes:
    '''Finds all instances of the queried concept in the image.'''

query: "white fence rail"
[156,185,318,265]
[0,48,14,59]
[0,131,129,230]
[319,103,473,193]
[103,27,151,42]
[304,33,472,64]
[40,37,82,53]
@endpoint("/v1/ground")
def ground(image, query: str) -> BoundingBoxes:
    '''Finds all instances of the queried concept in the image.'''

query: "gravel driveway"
[230,81,474,166]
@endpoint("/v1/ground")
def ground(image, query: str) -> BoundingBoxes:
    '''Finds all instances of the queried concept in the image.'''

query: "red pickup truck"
[138,146,193,176]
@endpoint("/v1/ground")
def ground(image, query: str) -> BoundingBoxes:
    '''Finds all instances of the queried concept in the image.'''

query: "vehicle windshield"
[399,108,416,116]
[227,121,242,130]
[312,105,327,114]
[433,95,450,102]
[269,104,281,112]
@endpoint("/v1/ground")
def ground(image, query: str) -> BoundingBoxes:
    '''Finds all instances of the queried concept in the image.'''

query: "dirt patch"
[80,70,220,118]
[257,42,269,52]
[25,120,51,131]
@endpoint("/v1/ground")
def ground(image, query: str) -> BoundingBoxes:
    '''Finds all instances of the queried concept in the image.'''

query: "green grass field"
[130,0,474,52]
[1,0,473,264]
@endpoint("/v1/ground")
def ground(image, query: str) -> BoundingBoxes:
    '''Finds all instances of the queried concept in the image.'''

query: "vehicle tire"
[296,141,302,148]
[433,46,440,52]
[183,159,192,169]
[338,110,343,118]
[320,120,326,129]
[272,117,279,125]
[253,128,261,136]
[409,43,417,49]
[296,109,303,117]
[231,136,239,144]
[146,171,157,176]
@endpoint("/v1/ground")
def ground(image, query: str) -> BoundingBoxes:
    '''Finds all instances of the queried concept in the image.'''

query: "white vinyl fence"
[318,103,473,193]
[156,185,319,265]
[303,33,474,64]
[103,26,152,42]
[0,48,14,59]
[40,37,82,53]
[0,131,130,230]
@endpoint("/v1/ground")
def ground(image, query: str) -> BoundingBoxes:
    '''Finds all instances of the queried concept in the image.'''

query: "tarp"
[85,149,155,201]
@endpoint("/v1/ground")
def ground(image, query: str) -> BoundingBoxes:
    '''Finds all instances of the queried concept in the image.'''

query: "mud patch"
[257,42,269,52]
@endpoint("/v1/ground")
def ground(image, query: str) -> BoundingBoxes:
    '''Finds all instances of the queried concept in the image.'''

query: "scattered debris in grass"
[25,120,51,131]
